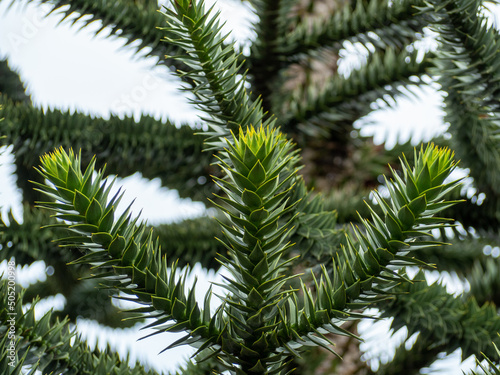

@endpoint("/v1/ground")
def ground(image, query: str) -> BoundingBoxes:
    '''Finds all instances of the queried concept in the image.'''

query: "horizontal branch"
[0,97,215,201]
[282,0,426,58]
[382,271,500,361]
[278,49,433,136]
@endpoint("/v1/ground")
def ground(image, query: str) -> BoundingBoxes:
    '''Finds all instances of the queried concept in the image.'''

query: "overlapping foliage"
[31,132,461,374]
[1,0,500,374]
[0,278,159,375]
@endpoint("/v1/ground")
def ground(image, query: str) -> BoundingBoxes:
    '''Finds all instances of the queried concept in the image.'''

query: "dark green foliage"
[0,60,30,103]
[0,206,142,327]
[468,342,500,375]
[32,130,461,375]
[247,0,289,111]
[414,235,490,275]
[170,355,225,375]
[0,207,71,266]
[153,216,223,270]
[282,0,427,56]
[382,272,500,362]
[287,179,345,263]
[0,278,159,375]
[0,97,214,201]
[425,0,500,227]
[374,336,443,375]
[278,48,433,137]
[467,255,500,307]
[1,0,500,373]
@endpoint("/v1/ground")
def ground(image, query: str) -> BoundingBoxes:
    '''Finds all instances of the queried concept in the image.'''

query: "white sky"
[1,0,496,373]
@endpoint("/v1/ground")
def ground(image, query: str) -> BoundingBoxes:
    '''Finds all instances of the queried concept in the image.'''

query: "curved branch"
[34,148,221,353]
[277,145,462,355]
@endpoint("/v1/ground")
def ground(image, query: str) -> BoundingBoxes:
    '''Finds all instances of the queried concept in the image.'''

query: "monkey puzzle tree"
[1,0,500,374]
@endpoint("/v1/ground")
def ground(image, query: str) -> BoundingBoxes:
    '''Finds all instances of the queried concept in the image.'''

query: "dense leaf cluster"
[1,0,500,374]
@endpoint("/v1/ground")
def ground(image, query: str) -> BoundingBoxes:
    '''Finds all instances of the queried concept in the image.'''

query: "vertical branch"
[248,0,287,112]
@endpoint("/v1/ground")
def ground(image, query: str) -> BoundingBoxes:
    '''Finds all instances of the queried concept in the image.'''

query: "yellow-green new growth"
[33,138,463,375]
[33,10,466,373]
[34,147,224,361]
[208,126,302,374]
